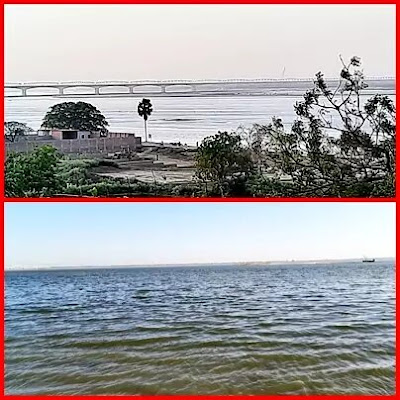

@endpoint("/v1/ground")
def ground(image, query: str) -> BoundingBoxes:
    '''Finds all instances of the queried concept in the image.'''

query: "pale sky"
[5,4,395,82]
[5,203,395,269]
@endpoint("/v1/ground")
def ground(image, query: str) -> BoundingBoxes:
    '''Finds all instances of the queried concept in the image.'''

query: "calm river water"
[5,79,395,145]
[5,261,395,395]
[5,95,303,145]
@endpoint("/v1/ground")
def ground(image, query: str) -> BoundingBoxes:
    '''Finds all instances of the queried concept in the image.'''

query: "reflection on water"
[5,261,395,395]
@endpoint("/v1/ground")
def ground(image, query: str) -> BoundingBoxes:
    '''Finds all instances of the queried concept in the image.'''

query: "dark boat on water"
[362,258,375,263]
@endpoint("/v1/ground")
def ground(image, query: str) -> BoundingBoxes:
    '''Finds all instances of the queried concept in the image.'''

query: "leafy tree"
[41,102,109,134]
[195,131,254,196]
[255,56,395,197]
[4,121,33,142]
[5,146,61,197]
[137,98,153,142]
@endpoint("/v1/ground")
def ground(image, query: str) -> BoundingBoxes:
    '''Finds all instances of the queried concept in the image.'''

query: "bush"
[196,131,255,196]
[5,146,61,197]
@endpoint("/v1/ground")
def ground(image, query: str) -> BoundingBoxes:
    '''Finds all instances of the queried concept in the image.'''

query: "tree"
[238,124,270,174]
[5,146,61,197]
[256,56,395,197]
[195,131,254,196]
[4,121,33,142]
[41,102,109,134]
[137,99,153,142]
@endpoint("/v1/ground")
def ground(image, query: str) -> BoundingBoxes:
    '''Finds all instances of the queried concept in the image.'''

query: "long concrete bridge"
[5,78,395,98]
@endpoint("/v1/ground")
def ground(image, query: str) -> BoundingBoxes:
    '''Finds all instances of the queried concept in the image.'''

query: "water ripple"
[5,261,395,394]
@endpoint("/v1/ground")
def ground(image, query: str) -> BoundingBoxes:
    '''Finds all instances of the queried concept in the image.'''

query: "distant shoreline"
[6,257,395,272]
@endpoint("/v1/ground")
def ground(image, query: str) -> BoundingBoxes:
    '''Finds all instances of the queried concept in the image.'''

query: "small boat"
[362,258,375,263]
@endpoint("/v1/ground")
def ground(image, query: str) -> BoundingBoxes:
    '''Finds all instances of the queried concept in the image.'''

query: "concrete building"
[38,128,94,140]
[7,128,142,155]
[37,128,136,141]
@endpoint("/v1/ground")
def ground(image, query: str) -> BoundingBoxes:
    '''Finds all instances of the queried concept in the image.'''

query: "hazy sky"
[5,4,395,82]
[5,202,395,269]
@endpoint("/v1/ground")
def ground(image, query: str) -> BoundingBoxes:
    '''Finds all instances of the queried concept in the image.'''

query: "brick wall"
[5,136,142,155]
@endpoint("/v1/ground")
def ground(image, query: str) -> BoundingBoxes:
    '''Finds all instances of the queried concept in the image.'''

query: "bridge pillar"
[128,86,134,94]
[21,88,27,96]
[160,86,166,93]
[94,87,100,95]
[58,87,64,95]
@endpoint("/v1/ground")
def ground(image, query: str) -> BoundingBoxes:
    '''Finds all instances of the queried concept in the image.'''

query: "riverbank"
[92,142,196,184]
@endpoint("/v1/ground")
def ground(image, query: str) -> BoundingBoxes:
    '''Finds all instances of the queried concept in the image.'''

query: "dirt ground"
[92,142,197,184]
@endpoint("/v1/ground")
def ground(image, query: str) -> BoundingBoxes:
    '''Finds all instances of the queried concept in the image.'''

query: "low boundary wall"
[5,136,142,155]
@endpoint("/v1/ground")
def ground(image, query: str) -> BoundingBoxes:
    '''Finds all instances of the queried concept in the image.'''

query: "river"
[5,261,395,395]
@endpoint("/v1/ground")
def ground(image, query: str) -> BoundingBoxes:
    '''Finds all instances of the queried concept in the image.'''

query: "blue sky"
[5,202,395,269]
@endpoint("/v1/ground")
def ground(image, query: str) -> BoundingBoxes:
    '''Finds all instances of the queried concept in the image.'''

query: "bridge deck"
[5,78,395,98]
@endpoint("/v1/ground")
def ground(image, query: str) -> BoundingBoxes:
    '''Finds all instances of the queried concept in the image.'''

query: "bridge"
[5,78,395,98]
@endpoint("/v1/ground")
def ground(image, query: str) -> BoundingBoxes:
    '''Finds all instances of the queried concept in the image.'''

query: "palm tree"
[137,98,153,142]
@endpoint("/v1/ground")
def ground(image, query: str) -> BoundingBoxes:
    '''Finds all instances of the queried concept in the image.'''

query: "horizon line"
[6,256,395,272]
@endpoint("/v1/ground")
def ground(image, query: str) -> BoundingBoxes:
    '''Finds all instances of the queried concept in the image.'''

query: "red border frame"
[1,1,398,398]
